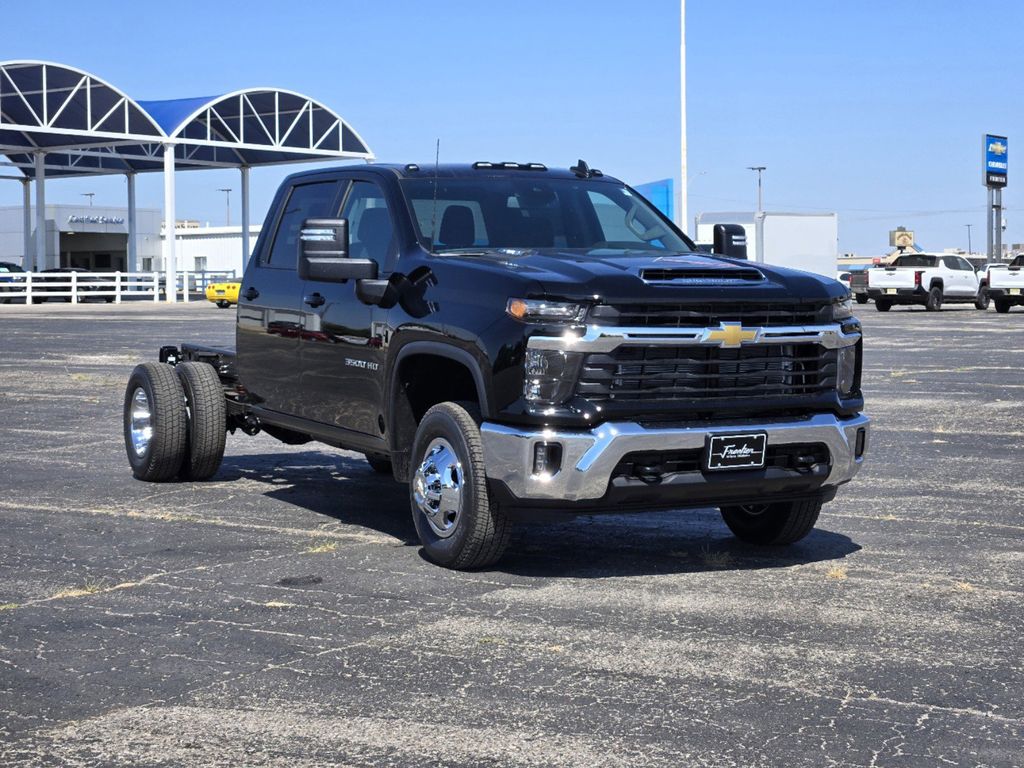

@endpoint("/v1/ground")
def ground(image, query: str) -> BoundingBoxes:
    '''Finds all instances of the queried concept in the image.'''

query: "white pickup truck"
[866,253,983,312]
[988,255,1024,313]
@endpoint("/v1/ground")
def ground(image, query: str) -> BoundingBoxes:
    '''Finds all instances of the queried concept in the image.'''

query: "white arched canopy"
[0,61,374,291]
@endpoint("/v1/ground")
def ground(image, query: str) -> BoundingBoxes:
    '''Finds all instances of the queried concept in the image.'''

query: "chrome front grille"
[576,343,837,403]
[588,301,828,328]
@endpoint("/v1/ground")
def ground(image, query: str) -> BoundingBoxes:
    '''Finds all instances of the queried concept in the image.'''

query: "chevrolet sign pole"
[984,134,1008,261]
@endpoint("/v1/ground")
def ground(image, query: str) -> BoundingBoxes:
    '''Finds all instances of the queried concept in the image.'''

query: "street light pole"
[217,188,232,227]
[747,166,766,262]
[81,192,94,207]
[965,223,973,256]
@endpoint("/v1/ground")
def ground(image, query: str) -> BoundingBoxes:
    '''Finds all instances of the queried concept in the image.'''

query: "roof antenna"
[429,139,440,251]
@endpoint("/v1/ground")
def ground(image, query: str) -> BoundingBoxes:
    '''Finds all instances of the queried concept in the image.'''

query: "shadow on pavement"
[218,450,861,578]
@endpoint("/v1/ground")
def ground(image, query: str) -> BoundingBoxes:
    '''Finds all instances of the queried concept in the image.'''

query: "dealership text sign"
[984,134,1008,188]
[67,214,126,225]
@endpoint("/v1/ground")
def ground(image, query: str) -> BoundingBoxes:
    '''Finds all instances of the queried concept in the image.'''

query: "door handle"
[304,292,326,308]
[243,286,260,301]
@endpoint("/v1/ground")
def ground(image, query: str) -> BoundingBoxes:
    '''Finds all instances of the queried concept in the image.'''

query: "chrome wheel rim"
[412,438,463,538]
[129,387,152,458]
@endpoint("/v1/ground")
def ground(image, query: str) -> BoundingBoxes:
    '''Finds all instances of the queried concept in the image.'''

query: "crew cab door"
[236,179,344,414]
[298,178,396,435]
[942,256,977,296]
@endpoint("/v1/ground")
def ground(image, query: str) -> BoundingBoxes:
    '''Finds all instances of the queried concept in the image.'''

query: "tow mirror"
[713,223,748,260]
[298,218,378,282]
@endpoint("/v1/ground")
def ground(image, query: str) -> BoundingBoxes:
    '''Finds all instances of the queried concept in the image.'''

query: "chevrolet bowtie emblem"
[704,323,759,348]
[990,141,1007,156]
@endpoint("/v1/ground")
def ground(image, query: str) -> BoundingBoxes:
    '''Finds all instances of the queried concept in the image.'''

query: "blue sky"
[1,0,1020,254]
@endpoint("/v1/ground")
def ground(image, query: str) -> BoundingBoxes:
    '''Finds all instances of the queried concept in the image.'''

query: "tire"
[875,300,892,312]
[216,300,230,309]
[720,497,823,545]
[410,402,511,569]
[995,299,1011,314]
[925,286,942,311]
[975,286,990,310]
[855,293,869,304]
[124,362,187,481]
[175,362,227,480]
[365,453,393,474]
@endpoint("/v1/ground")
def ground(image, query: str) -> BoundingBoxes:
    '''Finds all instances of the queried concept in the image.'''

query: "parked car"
[847,269,870,304]
[0,262,26,303]
[205,281,240,308]
[32,268,114,303]
[866,254,983,311]
[988,254,1024,313]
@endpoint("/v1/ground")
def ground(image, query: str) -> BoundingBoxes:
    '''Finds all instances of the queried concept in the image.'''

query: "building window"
[141,258,153,272]
[194,256,208,273]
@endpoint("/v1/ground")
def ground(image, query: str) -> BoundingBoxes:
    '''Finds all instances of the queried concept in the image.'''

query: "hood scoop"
[640,267,765,285]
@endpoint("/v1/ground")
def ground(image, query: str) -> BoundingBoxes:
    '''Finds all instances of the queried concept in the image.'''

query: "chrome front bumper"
[481,413,869,503]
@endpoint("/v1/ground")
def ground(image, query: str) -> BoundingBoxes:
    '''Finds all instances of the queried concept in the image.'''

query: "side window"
[342,181,395,271]
[957,257,974,272]
[266,181,341,268]
[942,256,959,271]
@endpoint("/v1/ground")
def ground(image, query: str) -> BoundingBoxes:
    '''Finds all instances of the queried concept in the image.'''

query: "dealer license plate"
[215,289,226,295]
[1011,289,1021,296]
[706,433,768,472]
[885,288,897,295]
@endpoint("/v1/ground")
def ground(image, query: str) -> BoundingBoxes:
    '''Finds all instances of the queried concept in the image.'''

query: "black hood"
[443,248,844,304]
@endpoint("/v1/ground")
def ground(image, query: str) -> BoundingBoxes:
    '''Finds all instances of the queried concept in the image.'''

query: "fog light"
[855,428,867,458]
[532,442,563,475]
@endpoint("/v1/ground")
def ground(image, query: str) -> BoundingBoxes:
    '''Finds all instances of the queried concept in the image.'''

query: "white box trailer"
[695,211,839,279]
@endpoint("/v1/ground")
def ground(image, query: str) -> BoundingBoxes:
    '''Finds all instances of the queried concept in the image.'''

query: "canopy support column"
[21,178,31,269]
[162,144,177,303]
[34,152,46,272]
[240,165,251,272]
[126,172,138,273]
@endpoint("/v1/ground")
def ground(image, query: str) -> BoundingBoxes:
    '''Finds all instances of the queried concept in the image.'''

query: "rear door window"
[265,181,342,269]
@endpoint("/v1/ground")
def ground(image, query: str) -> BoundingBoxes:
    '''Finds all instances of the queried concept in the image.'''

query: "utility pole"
[677,0,688,232]
[965,223,972,256]
[218,187,232,227]
[748,166,766,262]
[81,192,94,207]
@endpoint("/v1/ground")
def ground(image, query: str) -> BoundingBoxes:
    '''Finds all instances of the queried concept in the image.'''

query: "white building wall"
[167,225,261,276]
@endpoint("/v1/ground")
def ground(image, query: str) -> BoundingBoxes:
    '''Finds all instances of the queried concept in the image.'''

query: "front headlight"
[507,298,586,323]
[523,349,584,405]
[831,296,855,321]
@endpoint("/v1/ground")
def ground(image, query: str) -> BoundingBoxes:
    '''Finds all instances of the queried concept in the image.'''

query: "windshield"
[400,177,693,253]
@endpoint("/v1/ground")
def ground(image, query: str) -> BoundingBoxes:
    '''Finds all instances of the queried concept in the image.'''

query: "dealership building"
[0,60,371,296]
[0,203,258,274]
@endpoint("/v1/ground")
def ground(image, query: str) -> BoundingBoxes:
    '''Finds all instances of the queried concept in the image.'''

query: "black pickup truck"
[123,160,870,569]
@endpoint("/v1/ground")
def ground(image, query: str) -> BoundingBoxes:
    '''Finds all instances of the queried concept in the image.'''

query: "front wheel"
[720,497,823,545]
[925,286,943,311]
[410,402,511,569]
[975,286,990,310]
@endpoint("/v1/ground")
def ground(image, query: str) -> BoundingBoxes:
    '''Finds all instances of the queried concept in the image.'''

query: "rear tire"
[875,300,892,312]
[995,299,1011,314]
[975,286,990,310]
[124,363,187,481]
[720,497,823,545]
[410,402,511,569]
[175,362,227,480]
[855,293,869,304]
[216,300,230,309]
[365,454,393,474]
[925,286,943,311]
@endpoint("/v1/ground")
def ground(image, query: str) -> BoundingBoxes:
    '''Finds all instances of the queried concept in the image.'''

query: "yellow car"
[205,281,240,308]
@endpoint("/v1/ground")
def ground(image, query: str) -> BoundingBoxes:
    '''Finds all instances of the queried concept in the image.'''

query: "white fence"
[0,271,237,305]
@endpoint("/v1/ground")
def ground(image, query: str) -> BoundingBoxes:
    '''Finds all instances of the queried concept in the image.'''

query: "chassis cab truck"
[123,161,870,569]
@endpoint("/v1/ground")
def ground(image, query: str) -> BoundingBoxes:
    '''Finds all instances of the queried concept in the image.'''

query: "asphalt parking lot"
[0,301,1021,767]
